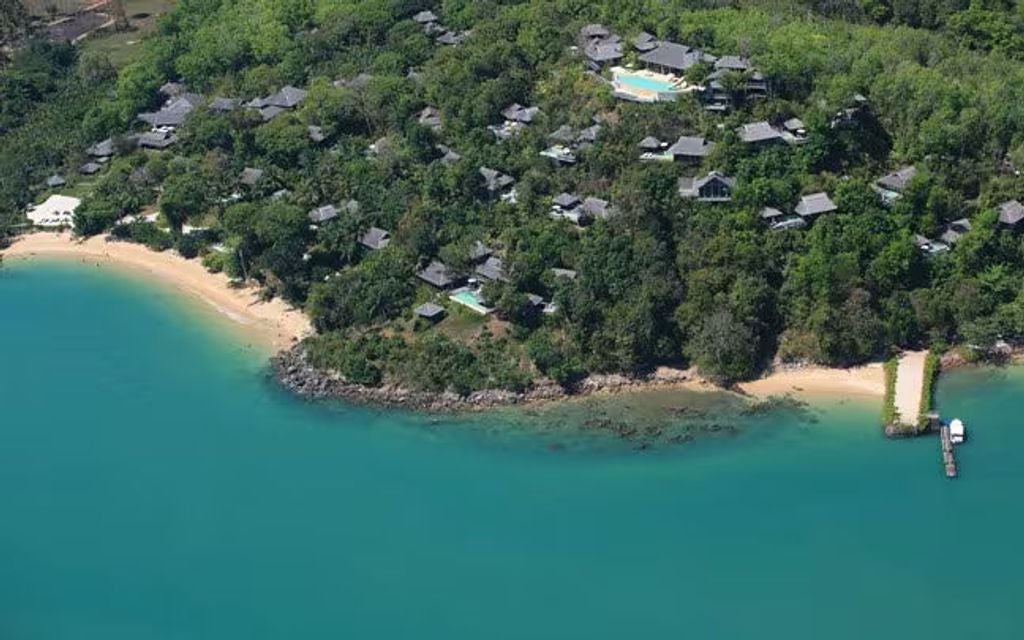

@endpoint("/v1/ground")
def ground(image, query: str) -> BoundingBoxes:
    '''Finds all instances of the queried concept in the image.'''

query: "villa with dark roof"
[678,172,735,202]
[666,135,716,161]
[795,192,838,218]
[638,41,706,74]
[998,200,1024,228]
[359,227,392,250]
[739,122,785,145]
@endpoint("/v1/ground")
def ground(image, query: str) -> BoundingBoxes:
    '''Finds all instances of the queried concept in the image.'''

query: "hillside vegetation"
[5,0,1024,392]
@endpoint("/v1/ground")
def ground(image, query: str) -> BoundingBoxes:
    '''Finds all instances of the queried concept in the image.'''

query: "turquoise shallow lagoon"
[2,261,1024,638]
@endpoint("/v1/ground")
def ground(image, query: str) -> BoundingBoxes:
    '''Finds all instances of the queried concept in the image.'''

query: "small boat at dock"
[950,418,966,444]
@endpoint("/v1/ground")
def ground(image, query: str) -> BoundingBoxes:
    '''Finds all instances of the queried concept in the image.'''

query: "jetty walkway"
[893,351,928,426]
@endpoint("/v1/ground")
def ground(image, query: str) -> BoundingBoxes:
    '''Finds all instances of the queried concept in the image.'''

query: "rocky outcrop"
[270,345,704,412]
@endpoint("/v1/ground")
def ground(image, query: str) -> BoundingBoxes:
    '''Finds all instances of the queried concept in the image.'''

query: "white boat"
[949,418,966,444]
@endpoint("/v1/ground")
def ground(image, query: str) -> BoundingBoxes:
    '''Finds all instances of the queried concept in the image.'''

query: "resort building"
[418,260,463,289]
[633,31,658,52]
[540,145,577,165]
[795,192,838,218]
[739,121,785,146]
[637,41,705,74]
[780,118,809,144]
[309,205,339,224]
[479,167,516,197]
[413,302,446,322]
[435,31,469,46]
[666,135,716,162]
[245,85,308,122]
[875,166,917,204]
[136,130,177,150]
[579,196,614,223]
[761,206,807,230]
[87,138,114,160]
[579,24,623,71]
[359,227,392,251]
[475,256,510,283]
[678,172,735,202]
[79,162,102,175]
[940,218,972,244]
[138,92,203,129]
[912,234,950,256]
[45,174,66,188]
[999,200,1024,228]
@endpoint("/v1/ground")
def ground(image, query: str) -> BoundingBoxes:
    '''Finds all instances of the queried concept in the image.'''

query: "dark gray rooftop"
[795,192,838,217]
[480,167,515,192]
[633,31,657,51]
[475,256,509,282]
[136,130,177,150]
[583,39,623,63]
[580,196,613,219]
[579,24,610,39]
[359,227,392,250]
[414,302,446,319]
[739,121,784,144]
[553,192,582,209]
[876,166,917,193]
[417,260,459,288]
[638,41,703,71]
[638,136,664,150]
[667,135,715,158]
[265,85,308,109]
[258,105,285,122]
[309,205,339,224]
[501,103,540,124]
[715,55,751,71]
[999,200,1024,226]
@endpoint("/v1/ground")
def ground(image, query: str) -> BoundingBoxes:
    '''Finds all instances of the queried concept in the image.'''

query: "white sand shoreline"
[2,232,884,405]
[1,231,312,352]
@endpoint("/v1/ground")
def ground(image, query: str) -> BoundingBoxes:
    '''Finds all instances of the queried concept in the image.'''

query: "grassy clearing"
[80,0,173,68]
[916,351,940,430]
[882,357,898,426]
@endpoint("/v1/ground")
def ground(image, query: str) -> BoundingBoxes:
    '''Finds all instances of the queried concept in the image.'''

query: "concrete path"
[893,351,928,425]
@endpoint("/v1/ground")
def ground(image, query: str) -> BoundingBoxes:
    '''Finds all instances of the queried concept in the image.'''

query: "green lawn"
[80,0,174,68]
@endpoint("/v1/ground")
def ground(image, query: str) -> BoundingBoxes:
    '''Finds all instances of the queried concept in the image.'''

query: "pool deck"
[610,66,700,103]
[449,287,493,315]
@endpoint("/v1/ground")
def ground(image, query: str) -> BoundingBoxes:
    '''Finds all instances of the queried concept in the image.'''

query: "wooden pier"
[939,423,957,478]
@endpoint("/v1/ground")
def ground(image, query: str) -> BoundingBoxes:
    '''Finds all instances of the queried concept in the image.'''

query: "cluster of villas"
[411,10,470,46]
[413,248,562,320]
[577,24,768,108]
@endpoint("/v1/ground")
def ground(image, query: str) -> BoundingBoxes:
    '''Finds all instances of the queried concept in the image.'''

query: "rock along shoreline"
[270,344,713,413]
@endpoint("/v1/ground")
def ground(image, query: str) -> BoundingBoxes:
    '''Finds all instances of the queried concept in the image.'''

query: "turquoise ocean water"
[2,261,1023,639]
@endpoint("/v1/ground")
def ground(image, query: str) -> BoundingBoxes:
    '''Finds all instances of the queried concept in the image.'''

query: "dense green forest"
[6,0,1024,392]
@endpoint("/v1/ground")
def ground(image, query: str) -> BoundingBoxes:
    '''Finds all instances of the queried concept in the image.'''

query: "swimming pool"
[449,289,492,315]
[614,71,678,93]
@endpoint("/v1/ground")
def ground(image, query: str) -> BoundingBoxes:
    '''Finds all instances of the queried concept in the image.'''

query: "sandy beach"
[1,232,312,351]
[2,232,884,404]
[739,363,885,399]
